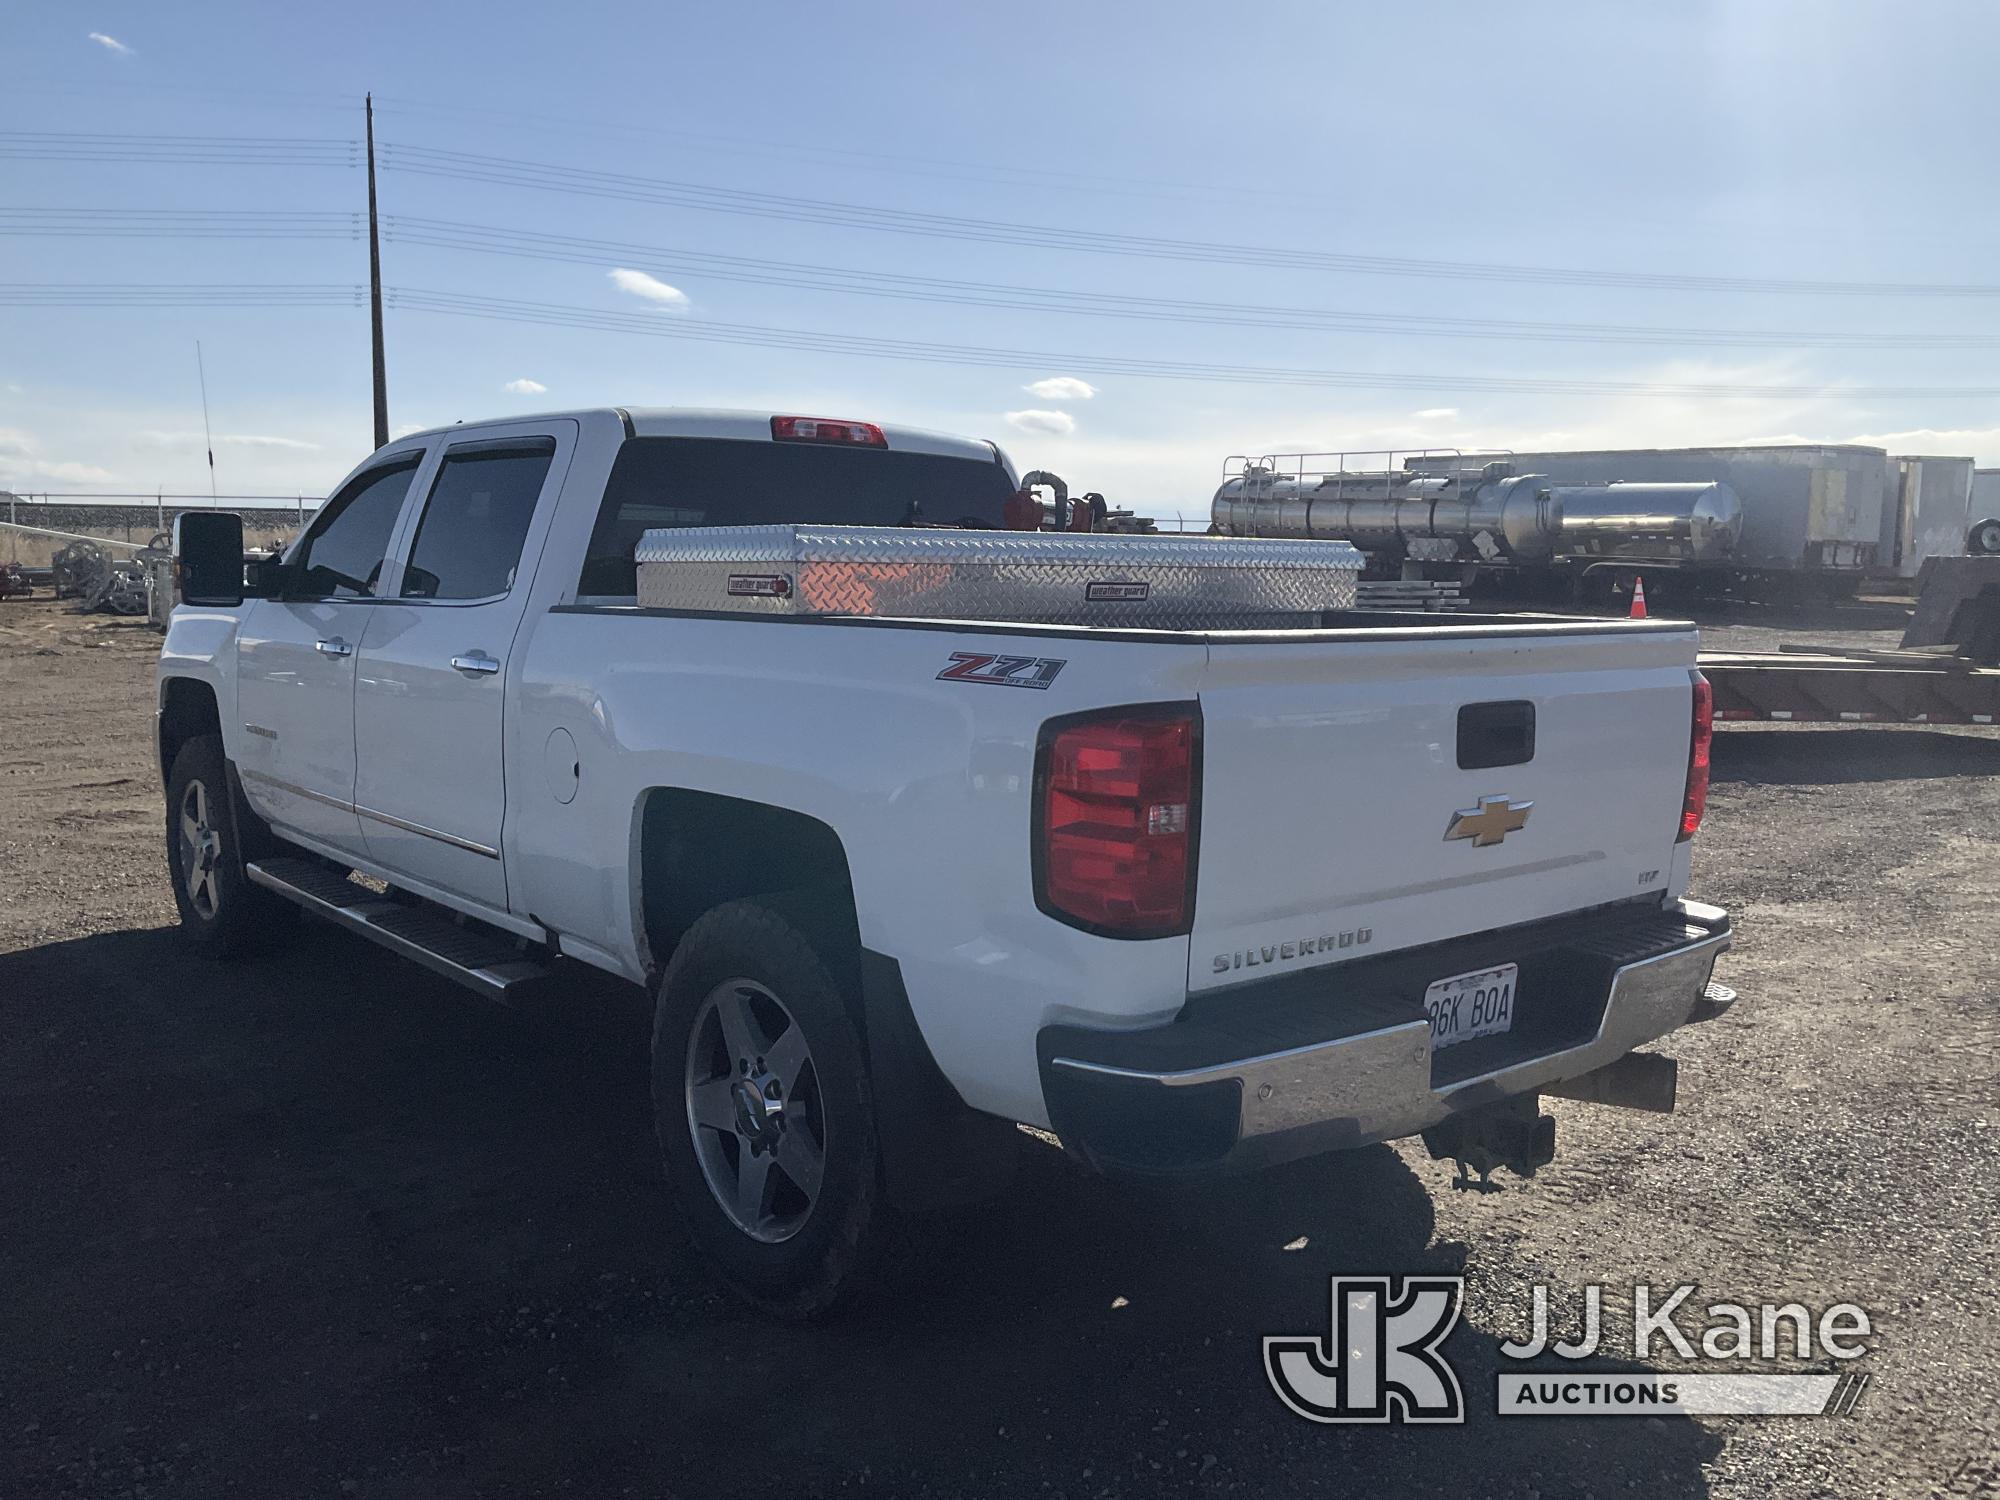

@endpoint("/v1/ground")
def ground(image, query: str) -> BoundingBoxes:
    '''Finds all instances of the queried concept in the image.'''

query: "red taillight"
[1679,671,1713,841]
[770,415,887,447]
[1035,707,1200,938]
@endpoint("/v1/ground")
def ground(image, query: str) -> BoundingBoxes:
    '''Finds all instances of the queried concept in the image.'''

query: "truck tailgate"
[1189,624,1700,993]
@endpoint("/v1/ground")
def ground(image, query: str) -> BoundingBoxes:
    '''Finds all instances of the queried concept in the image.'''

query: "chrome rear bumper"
[1037,899,1732,1177]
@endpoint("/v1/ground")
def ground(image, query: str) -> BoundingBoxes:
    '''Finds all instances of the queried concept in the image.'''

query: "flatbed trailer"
[1699,648,2000,725]
[1697,555,2000,727]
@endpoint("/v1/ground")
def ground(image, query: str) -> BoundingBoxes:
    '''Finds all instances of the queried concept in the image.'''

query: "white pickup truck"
[158,408,1733,1315]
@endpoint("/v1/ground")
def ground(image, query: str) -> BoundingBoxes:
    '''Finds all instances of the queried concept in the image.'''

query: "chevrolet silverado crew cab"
[158,408,1733,1315]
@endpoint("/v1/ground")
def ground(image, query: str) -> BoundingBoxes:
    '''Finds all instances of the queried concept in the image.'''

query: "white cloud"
[391,422,428,439]
[87,31,132,55]
[1024,377,1098,402]
[16,459,115,483]
[223,434,318,450]
[1005,409,1077,436]
[0,428,115,483]
[1413,407,1459,421]
[1738,424,2000,462]
[6,408,387,498]
[608,268,690,309]
[137,430,320,451]
[503,378,548,395]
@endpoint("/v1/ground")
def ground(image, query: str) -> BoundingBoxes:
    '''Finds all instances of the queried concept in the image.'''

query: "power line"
[0,284,361,305]
[4,80,357,112]
[0,130,355,143]
[0,208,359,239]
[15,119,2000,300]
[0,131,357,165]
[14,274,1995,394]
[382,286,2000,399]
[365,93,1294,206]
[11,206,1997,349]
[381,215,2000,350]
[12,120,1995,301]
[0,84,1292,202]
[378,140,2000,299]
[24,269,2000,362]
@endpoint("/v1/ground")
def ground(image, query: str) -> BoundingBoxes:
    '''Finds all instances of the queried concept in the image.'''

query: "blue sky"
[5,0,2000,514]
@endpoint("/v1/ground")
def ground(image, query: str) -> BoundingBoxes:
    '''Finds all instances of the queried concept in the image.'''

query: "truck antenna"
[195,339,218,504]
[366,91,389,451]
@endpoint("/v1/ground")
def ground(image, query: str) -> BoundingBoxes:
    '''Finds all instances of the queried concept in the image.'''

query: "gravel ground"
[2,592,1997,1498]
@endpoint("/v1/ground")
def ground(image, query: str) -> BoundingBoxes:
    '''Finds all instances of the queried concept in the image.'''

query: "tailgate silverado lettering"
[1213,926,1373,974]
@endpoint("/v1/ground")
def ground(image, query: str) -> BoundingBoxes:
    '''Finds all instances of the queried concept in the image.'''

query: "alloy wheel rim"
[683,978,826,1243]
[178,778,224,920]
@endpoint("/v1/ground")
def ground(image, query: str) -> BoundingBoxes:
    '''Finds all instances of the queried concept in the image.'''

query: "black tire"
[164,734,288,957]
[650,898,886,1319]
[1968,518,2000,557]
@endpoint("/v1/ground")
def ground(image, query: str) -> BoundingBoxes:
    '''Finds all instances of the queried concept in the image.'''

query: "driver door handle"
[314,637,353,658]
[451,651,501,676]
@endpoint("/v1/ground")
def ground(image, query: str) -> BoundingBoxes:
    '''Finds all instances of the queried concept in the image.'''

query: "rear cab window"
[400,438,558,601]
[576,436,1017,597]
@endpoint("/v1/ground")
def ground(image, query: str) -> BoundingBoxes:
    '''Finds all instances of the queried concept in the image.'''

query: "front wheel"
[165,734,287,956]
[650,898,887,1319]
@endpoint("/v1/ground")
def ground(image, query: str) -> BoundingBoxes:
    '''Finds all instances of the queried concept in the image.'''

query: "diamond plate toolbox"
[634,525,1361,626]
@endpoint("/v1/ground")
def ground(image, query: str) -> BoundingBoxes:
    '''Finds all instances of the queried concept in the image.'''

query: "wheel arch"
[158,674,222,786]
[634,785,1017,1212]
[635,787,860,998]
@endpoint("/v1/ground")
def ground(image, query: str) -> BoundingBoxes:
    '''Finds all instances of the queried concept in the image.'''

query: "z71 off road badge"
[936,652,1067,689]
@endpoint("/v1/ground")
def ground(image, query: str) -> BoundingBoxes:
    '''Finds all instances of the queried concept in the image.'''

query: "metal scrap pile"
[52,533,172,617]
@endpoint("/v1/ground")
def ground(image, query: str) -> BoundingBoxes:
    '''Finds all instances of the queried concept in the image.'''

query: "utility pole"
[366,92,389,451]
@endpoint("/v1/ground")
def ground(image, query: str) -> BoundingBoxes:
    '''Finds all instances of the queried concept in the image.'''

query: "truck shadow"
[1711,726,2000,785]
[1,922,1720,1499]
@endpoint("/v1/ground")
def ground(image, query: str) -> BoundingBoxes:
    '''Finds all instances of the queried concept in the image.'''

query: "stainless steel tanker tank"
[1210,464,1742,564]
[1405,444,1881,575]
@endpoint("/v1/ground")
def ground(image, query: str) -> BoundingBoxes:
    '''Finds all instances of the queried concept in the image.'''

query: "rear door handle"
[314,637,353,658]
[451,651,501,676]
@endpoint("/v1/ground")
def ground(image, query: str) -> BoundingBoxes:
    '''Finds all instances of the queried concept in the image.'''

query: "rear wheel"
[1968,518,2000,556]
[651,898,886,1319]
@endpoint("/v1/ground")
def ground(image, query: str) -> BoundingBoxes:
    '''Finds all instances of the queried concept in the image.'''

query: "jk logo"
[1265,1276,1466,1424]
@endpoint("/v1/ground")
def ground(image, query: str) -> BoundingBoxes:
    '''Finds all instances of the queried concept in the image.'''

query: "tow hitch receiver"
[1423,1096,1557,1191]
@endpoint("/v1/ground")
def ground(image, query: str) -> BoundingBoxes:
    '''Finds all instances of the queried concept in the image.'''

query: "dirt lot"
[3,593,1997,1498]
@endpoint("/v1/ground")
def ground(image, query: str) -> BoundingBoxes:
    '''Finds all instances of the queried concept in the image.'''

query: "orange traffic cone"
[1629,575,1648,619]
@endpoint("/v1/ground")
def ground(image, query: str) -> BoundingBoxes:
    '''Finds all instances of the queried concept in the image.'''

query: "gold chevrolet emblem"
[1445,795,1533,848]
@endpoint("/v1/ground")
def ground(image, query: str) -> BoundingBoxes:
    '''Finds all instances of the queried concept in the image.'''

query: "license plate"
[1423,963,1518,1051]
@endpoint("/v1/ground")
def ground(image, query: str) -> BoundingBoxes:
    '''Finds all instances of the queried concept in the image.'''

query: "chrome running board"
[246,856,551,1001]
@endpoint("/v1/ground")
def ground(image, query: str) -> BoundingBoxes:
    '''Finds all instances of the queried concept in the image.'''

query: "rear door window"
[577,437,1016,596]
[400,438,558,601]
[289,457,421,599]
